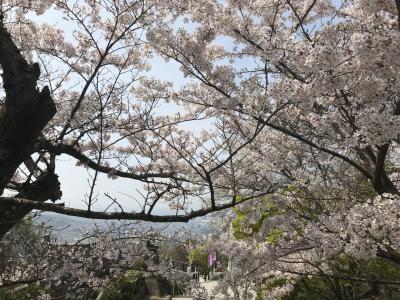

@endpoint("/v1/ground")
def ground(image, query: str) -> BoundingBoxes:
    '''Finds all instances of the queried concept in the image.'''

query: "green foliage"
[283,256,400,300]
[283,277,330,300]
[0,217,53,300]
[100,285,123,300]
[188,246,208,275]
[232,198,282,241]
[256,277,288,300]
[283,185,321,222]
[233,194,243,203]
[100,270,143,300]
[266,227,283,244]
[357,180,377,199]
[0,283,43,300]
[366,258,400,280]
[132,258,148,271]
[282,184,301,194]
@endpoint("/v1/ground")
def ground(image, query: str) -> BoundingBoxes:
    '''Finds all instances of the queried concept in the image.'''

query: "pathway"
[171,277,233,300]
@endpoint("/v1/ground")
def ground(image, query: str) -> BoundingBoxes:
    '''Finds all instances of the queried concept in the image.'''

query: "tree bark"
[0,25,58,237]
[0,173,61,237]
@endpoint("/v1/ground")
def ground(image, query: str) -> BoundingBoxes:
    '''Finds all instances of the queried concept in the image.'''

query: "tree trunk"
[0,173,61,237]
[0,25,58,238]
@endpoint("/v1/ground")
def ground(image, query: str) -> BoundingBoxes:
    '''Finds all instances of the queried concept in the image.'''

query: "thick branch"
[0,173,61,237]
[254,116,372,180]
[233,29,306,83]
[377,248,400,265]
[0,278,43,288]
[284,270,400,285]
[40,141,187,183]
[0,190,274,223]
[372,143,398,194]
[395,0,400,30]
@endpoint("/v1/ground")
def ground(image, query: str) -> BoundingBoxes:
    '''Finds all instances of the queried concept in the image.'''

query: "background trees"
[0,215,190,299]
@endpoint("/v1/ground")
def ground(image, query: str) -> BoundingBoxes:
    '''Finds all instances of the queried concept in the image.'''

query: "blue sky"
[29,6,211,215]
[30,2,268,215]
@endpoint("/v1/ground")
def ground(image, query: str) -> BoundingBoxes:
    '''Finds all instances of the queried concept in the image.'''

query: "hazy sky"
[31,4,253,216]
[56,57,186,213]
[30,7,190,214]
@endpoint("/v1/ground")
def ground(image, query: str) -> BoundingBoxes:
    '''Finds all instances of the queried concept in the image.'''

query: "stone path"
[200,279,227,299]
[171,277,232,300]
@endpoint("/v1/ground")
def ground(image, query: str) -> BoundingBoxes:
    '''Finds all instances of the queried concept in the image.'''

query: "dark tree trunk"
[0,26,58,238]
[0,173,61,237]
[372,172,398,195]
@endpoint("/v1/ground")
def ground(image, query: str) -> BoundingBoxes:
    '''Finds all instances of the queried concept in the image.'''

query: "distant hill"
[33,211,219,242]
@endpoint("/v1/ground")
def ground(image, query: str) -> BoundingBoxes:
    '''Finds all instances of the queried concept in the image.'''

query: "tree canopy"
[1,0,400,298]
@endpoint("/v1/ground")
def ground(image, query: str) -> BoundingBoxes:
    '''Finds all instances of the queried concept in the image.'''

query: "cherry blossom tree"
[2,0,400,298]
[141,0,400,298]
[0,0,278,239]
[0,0,275,296]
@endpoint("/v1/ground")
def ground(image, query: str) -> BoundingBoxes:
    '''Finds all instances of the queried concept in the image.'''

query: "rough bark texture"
[0,26,58,237]
[0,173,61,237]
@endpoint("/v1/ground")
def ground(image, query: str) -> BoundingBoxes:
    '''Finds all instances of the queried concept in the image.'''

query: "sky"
[28,2,259,216]
[30,6,201,215]
[22,0,347,217]
[55,56,187,213]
